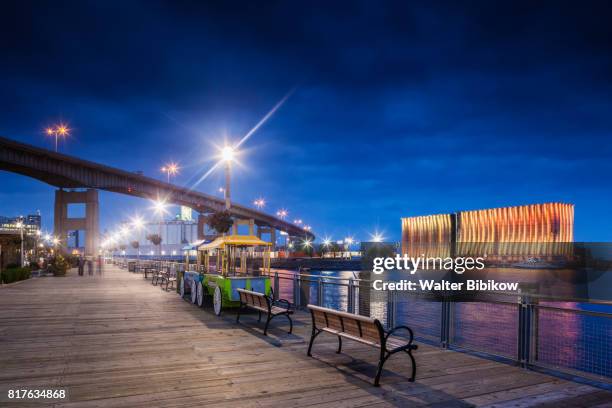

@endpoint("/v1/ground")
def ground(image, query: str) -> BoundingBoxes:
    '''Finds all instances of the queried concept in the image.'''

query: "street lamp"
[345,236,354,260]
[220,146,235,210]
[253,198,265,209]
[151,199,168,257]
[160,162,179,183]
[371,232,384,243]
[131,216,144,262]
[15,220,24,267]
[276,209,288,219]
[45,123,70,152]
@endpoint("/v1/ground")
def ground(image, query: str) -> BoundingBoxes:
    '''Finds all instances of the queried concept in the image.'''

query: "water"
[273,267,612,379]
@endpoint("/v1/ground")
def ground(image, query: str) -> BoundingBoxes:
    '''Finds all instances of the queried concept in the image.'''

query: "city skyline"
[1,2,612,241]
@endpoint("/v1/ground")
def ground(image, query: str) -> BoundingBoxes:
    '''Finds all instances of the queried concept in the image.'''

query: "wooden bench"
[158,267,177,291]
[307,304,417,386]
[236,289,294,336]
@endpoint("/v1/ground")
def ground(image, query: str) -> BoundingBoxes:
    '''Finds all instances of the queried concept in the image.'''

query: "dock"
[1,265,610,407]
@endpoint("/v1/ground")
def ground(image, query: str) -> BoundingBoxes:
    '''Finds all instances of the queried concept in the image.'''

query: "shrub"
[49,255,70,276]
[0,267,31,284]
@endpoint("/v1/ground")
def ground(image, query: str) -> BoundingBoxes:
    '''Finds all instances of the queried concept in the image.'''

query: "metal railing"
[114,258,612,384]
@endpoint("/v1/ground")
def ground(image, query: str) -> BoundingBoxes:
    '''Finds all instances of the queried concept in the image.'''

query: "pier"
[1,265,610,407]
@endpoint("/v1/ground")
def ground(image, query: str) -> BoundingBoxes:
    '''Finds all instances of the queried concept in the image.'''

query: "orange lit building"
[401,203,574,260]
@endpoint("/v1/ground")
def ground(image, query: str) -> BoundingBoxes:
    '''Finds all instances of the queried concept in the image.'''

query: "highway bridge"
[0,136,313,254]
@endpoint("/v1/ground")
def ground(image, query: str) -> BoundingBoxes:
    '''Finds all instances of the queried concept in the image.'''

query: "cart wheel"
[191,280,198,304]
[179,277,186,298]
[196,282,204,307]
[213,286,222,316]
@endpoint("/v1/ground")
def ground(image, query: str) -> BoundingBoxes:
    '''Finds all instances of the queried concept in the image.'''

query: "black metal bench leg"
[405,349,416,382]
[307,329,321,357]
[258,311,262,322]
[374,351,389,387]
[263,314,272,336]
[336,336,342,353]
[286,313,293,334]
[236,304,243,323]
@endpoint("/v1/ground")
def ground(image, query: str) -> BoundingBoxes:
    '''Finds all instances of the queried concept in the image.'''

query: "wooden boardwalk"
[0,265,610,407]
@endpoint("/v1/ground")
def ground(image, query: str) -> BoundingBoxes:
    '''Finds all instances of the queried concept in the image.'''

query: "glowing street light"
[304,225,312,231]
[221,146,235,162]
[276,209,288,219]
[344,236,354,260]
[293,219,303,225]
[322,237,331,247]
[371,232,385,243]
[151,199,169,216]
[44,123,70,152]
[131,215,144,230]
[160,162,180,183]
[253,198,265,209]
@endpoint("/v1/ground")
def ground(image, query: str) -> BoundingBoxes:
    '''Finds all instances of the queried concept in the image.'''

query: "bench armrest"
[384,325,415,344]
[270,297,293,310]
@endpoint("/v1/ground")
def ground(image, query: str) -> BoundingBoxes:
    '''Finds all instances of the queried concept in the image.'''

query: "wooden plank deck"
[0,265,610,407]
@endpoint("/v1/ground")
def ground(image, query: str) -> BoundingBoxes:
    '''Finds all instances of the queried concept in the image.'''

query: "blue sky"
[1,1,611,241]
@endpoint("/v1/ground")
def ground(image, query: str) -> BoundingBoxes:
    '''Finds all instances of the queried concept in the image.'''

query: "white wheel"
[213,286,222,316]
[180,277,185,298]
[191,280,198,304]
[196,282,204,307]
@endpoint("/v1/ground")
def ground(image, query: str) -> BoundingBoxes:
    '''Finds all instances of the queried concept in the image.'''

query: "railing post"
[441,294,451,348]
[317,277,323,306]
[293,273,301,309]
[348,278,355,314]
[273,272,279,301]
[386,290,395,330]
[518,295,535,367]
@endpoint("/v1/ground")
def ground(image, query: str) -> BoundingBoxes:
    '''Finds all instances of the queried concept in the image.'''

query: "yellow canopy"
[197,235,272,251]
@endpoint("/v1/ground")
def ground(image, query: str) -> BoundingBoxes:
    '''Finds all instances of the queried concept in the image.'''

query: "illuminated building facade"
[0,213,42,236]
[401,203,574,260]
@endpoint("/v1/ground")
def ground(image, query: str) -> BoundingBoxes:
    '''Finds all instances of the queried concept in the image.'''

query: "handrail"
[118,258,612,305]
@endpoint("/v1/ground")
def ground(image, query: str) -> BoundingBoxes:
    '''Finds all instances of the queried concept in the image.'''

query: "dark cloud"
[1,1,611,241]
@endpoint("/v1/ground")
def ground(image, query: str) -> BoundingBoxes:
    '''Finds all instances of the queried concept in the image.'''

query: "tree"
[146,234,162,256]
[131,241,140,260]
[206,210,234,234]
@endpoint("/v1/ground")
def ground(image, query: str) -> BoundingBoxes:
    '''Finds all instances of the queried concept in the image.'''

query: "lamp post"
[253,198,265,210]
[345,237,354,260]
[131,216,144,263]
[152,200,168,257]
[160,163,179,183]
[15,220,24,267]
[221,146,234,210]
[45,124,70,153]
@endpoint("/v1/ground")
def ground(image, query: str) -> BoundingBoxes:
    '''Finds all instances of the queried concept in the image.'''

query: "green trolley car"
[182,235,272,315]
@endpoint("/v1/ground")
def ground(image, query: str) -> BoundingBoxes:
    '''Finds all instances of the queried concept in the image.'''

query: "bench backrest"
[237,288,270,311]
[307,304,384,346]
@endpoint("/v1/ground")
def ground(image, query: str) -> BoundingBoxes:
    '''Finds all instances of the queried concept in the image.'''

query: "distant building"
[401,203,574,261]
[118,217,206,256]
[0,212,42,236]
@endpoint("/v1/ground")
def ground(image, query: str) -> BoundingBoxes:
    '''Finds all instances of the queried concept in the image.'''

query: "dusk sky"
[1,1,611,241]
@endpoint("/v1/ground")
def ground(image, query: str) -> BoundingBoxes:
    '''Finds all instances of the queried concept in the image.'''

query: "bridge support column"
[197,213,207,240]
[232,219,254,236]
[54,189,99,257]
[256,226,277,248]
